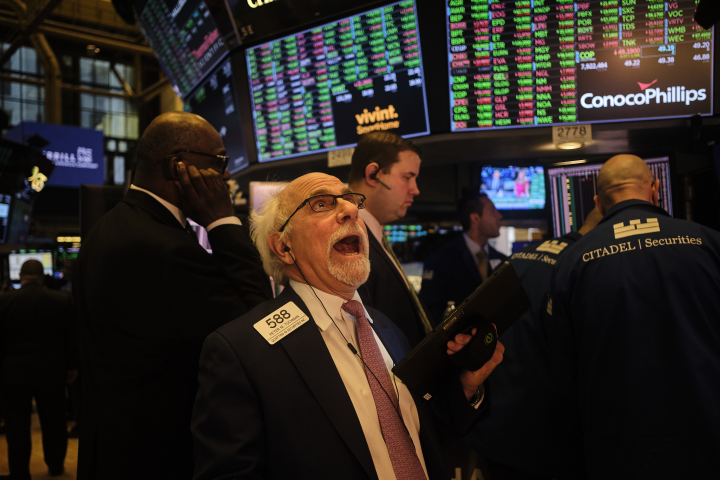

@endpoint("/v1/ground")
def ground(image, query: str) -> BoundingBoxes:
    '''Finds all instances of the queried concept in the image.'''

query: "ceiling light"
[556,142,584,150]
[553,159,588,166]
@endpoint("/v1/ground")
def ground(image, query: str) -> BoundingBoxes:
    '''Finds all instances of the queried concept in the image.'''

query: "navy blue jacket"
[192,286,484,480]
[463,232,586,479]
[548,200,720,479]
[420,235,508,324]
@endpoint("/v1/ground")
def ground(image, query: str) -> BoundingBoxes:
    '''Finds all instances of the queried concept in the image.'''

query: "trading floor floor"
[0,414,78,479]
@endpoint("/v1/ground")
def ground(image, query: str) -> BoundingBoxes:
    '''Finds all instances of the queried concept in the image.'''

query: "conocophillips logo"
[355,105,400,135]
[581,79,707,109]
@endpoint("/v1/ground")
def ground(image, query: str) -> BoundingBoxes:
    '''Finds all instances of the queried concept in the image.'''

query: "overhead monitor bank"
[447,0,714,131]
[136,0,229,98]
[184,59,250,174]
[245,0,430,162]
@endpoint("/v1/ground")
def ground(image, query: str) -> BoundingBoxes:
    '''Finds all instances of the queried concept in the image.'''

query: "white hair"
[249,187,293,285]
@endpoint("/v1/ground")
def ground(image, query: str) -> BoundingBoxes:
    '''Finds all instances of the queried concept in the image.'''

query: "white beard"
[326,223,371,288]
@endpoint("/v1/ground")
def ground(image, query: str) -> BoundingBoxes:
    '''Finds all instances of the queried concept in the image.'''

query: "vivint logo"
[581,80,707,109]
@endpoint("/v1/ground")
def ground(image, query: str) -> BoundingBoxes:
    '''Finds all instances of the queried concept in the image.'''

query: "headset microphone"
[370,170,392,191]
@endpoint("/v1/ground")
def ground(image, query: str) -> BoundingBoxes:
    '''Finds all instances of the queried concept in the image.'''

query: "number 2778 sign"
[552,124,592,145]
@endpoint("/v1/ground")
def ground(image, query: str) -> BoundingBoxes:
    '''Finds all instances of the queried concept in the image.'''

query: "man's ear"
[365,162,381,186]
[163,156,180,181]
[269,232,294,265]
[469,212,481,227]
[593,195,606,216]
[651,179,660,207]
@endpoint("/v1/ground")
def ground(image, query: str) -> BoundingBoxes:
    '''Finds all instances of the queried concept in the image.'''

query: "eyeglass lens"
[309,194,365,212]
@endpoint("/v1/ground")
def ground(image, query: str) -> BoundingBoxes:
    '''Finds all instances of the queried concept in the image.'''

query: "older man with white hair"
[191,172,504,480]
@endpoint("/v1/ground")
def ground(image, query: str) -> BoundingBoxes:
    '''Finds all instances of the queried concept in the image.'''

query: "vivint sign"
[581,80,707,110]
[5,122,105,188]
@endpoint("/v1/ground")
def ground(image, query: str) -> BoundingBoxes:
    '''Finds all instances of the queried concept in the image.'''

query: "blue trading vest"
[463,231,586,479]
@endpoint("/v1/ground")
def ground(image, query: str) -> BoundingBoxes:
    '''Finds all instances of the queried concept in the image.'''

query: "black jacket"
[359,229,429,347]
[420,235,508,324]
[192,286,484,480]
[0,283,75,386]
[549,200,720,479]
[73,189,272,480]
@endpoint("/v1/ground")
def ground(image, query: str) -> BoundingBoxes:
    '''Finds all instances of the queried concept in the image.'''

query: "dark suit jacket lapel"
[457,236,483,284]
[368,230,409,289]
[123,189,185,232]
[275,288,378,480]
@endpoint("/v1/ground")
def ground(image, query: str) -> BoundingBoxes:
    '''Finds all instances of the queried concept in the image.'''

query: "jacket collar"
[599,199,670,225]
[122,189,187,232]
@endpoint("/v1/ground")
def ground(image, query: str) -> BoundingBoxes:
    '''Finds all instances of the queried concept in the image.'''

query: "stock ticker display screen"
[246,0,430,162]
[447,0,713,131]
[547,157,673,236]
[138,0,228,98]
[184,59,250,174]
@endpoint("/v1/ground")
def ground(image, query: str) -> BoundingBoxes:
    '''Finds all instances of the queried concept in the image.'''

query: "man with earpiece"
[191,172,505,480]
[347,132,432,348]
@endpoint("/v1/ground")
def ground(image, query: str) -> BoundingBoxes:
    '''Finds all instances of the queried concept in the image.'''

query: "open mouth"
[333,234,361,256]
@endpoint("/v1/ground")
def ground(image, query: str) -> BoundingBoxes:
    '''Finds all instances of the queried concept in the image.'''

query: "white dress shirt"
[129,184,241,231]
[289,280,428,480]
[359,209,409,287]
[463,233,489,260]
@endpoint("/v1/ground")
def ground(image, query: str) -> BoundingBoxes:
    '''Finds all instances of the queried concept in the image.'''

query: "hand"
[67,369,79,385]
[447,327,505,399]
[174,162,234,228]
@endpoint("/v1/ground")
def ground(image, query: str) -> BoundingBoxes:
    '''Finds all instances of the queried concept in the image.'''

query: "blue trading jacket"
[547,199,720,480]
[463,232,587,480]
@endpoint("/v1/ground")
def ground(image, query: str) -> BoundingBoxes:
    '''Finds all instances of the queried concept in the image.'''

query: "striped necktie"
[341,300,427,480]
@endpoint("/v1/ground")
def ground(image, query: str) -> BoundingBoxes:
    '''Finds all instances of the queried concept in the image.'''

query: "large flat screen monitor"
[136,0,229,98]
[547,156,673,237]
[0,193,10,243]
[447,0,713,131]
[9,250,53,280]
[246,0,430,162]
[184,59,250,174]
[480,165,546,210]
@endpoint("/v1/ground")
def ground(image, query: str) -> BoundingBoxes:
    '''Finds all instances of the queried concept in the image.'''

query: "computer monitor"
[479,166,546,210]
[9,250,53,281]
[547,157,673,237]
[0,193,10,243]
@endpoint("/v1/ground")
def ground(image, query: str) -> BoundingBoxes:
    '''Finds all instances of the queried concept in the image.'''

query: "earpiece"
[369,168,392,190]
[284,246,291,252]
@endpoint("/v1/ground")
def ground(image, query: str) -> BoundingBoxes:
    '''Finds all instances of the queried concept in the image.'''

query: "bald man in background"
[546,154,720,479]
[74,112,272,480]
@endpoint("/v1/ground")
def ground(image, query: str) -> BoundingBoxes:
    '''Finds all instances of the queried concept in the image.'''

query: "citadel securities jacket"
[420,235,508,324]
[463,233,586,480]
[192,286,486,480]
[73,188,272,480]
[547,199,720,480]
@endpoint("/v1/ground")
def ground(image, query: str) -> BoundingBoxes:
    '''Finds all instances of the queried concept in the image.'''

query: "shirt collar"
[289,279,372,332]
[599,199,670,225]
[130,184,186,228]
[464,233,489,257]
[359,209,383,243]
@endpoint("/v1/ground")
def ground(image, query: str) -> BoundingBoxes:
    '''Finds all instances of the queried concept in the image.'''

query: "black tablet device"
[392,262,530,399]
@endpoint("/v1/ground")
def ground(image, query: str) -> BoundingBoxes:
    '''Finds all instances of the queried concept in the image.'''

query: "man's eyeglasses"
[279,193,366,232]
[168,149,230,173]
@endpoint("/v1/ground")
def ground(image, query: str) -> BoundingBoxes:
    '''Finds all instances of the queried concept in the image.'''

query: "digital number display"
[447,0,713,131]
[184,59,249,174]
[246,0,430,162]
[138,0,228,98]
